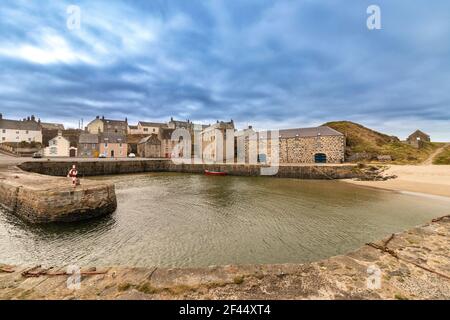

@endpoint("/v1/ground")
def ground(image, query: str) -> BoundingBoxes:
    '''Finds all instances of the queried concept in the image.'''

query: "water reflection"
[0,173,448,268]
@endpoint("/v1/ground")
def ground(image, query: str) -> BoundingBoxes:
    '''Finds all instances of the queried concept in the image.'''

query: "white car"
[98,154,107,158]
[128,153,136,158]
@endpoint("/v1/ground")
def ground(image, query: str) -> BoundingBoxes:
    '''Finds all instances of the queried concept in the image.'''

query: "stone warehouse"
[277,126,345,164]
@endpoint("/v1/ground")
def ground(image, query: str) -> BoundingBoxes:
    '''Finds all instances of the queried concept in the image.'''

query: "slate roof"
[138,121,165,127]
[99,133,127,143]
[40,122,65,130]
[79,133,99,144]
[0,119,41,131]
[138,134,161,144]
[279,126,344,138]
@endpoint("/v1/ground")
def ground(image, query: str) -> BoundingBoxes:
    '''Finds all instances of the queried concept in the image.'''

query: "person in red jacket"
[67,165,79,187]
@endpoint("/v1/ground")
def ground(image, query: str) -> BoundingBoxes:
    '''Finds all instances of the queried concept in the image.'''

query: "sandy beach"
[346,165,450,198]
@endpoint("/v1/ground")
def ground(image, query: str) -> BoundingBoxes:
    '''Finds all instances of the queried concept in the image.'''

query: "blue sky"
[0,0,449,140]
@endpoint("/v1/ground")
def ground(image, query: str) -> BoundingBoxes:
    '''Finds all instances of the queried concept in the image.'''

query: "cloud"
[0,0,449,140]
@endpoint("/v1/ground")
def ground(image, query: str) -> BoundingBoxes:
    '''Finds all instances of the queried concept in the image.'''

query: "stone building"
[0,114,42,144]
[160,128,180,158]
[137,134,161,158]
[86,116,128,135]
[99,134,128,158]
[275,126,345,164]
[201,120,235,163]
[406,130,430,148]
[78,133,99,158]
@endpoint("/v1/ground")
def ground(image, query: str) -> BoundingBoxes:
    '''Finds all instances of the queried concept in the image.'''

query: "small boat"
[204,169,227,176]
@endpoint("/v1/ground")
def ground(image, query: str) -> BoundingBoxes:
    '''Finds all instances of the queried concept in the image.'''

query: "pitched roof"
[409,130,430,138]
[0,119,41,131]
[138,121,165,127]
[40,122,65,130]
[279,126,344,138]
[128,125,138,129]
[79,133,99,144]
[99,133,127,143]
[138,134,160,144]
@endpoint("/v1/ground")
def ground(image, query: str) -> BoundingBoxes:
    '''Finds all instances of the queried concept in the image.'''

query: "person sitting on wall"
[67,165,80,187]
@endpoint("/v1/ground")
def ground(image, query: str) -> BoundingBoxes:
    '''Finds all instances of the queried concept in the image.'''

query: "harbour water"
[0,173,448,268]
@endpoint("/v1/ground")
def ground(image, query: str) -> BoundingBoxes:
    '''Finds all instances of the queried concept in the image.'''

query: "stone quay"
[0,167,116,223]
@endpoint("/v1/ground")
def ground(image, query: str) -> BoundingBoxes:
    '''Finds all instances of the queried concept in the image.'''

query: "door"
[69,149,76,157]
[111,150,115,158]
[314,153,327,163]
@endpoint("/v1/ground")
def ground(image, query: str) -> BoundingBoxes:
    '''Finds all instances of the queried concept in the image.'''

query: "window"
[2,137,5,141]
[144,128,148,132]
[50,147,57,155]
[26,130,29,134]
[2,129,5,133]
[16,131,19,134]
[105,143,108,148]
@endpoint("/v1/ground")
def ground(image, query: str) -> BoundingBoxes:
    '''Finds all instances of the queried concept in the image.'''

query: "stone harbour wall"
[0,170,117,223]
[18,160,360,180]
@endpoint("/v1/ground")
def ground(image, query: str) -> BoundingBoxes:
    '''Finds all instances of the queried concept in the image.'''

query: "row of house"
[0,113,346,163]
[11,113,439,164]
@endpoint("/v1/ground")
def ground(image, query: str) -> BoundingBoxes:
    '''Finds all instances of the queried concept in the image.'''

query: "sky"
[0,0,449,141]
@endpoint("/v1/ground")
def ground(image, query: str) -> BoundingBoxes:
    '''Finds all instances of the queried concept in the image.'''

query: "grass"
[323,121,442,164]
[433,145,450,165]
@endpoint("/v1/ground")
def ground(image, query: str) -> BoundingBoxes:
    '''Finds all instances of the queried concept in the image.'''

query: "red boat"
[204,169,227,176]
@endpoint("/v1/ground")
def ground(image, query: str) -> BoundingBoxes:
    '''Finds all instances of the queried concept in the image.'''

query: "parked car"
[32,152,42,159]
[98,154,106,158]
[128,153,136,158]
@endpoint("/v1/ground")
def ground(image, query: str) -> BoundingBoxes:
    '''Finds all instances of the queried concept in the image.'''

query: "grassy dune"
[433,145,450,165]
[324,121,441,164]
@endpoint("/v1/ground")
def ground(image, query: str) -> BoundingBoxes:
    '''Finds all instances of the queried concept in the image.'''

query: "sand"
[346,165,450,198]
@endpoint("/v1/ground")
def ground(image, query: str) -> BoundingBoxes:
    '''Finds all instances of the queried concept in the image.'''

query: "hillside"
[323,121,441,164]
[433,145,450,165]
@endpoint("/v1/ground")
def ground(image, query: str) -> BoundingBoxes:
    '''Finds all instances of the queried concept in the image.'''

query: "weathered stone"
[0,169,116,223]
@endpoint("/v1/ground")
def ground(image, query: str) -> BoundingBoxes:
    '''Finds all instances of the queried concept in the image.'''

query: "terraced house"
[0,113,42,144]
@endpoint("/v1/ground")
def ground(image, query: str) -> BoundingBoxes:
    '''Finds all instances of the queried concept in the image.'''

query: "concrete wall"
[19,160,359,180]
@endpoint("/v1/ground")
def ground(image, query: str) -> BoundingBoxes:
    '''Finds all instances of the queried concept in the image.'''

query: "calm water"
[0,173,448,268]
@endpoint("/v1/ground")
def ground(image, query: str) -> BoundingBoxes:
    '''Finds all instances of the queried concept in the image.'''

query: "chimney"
[27,116,30,121]
[0,113,2,120]
[125,117,128,123]
[96,115,100,119]
[102,115,105,120]
[31,115,35,121]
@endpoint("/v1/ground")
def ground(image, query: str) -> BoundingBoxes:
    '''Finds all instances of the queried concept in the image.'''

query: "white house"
[0,113,43,144]
[44,132,72,157]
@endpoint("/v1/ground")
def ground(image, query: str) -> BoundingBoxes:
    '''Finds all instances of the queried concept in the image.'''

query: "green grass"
[433,145,450,165]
